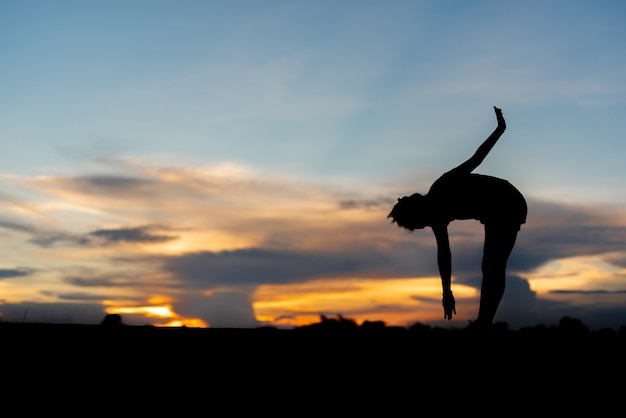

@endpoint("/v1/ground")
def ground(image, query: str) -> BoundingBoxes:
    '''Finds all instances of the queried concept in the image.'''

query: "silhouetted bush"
[361,320,386,330]
[407,322,433,336]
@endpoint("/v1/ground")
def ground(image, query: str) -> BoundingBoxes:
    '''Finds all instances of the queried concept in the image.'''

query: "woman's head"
[388,193,428,231]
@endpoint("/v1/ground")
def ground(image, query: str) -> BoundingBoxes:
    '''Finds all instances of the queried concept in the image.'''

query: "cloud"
[513,225,626,271]
[56,292,111,301]
[603,253,626,269]
[45,175,155,197]
[550,289,626,295]
[0,302,108,324]
[338,196,395,211]
[0,268,35,279]
[173,290,260,328]
[163,247,390,289]
[29,225,177,248]
[455,275,541,328]
[64,275,145,288]
[0,219,37,234]
[30,232,92,247]
[496,225,626,279]
[89,226,177,244]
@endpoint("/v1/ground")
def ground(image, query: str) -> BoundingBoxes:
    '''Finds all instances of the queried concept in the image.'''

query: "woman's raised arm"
[450,106,506,175]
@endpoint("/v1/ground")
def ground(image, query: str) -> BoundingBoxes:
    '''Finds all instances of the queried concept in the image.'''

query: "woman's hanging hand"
[442,290,456,320]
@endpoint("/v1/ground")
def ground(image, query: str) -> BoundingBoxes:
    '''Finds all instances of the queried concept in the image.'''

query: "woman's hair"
[387,193,426,231]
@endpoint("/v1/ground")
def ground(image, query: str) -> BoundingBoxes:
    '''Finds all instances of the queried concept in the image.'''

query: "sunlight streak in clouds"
[105,296,209,327]
[527,254,626,295]
[253,277,478,327]
[107,305,174,318]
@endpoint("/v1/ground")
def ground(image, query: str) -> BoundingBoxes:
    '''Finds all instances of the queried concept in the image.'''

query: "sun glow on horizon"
[156,318,208,328]
[253,276,478,327]
[104,301,208,327]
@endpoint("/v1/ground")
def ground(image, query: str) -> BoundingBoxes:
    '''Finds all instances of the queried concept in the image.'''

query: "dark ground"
[2,316,624,412]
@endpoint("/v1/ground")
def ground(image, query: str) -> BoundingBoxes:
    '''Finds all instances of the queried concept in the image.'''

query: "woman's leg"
[476,224,519,325]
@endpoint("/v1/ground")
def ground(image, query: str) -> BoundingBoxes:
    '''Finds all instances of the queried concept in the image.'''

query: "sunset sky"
[1,0,625,330]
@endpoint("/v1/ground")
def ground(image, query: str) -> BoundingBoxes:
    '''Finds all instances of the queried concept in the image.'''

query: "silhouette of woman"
[388,106,527,329]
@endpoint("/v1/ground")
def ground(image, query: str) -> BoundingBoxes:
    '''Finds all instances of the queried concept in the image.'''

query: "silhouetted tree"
[100,313,124,326]
[297,314,358,333]
[361,320,386,330]
[557,316,588,335]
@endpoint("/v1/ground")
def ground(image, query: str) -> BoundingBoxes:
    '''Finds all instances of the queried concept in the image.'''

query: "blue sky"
[1,1,625,330]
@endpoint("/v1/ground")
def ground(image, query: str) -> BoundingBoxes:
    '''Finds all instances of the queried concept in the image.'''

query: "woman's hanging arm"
[433,224,456,320]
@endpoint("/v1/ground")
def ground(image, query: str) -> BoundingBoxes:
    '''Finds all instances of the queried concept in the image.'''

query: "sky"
[1,0,625,330]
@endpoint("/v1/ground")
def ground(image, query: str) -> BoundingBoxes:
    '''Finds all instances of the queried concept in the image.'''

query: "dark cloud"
[338,196,395,210]
[507,199,626,270]
[504,224,626,274]
[69,175,154,195]
[496,276,541,328]
[0,219,37,234]
[56,292,110,301]
[550,289,626,295]
[450,275,541,329]
[30,232,91,247]
[164,247,390,289]
[174,291,260,328]
[30,226,176,247]
[272,314,296,323]
[64,275,147,288]
[0,267,35,279]
[410,294,440,304]
[605,253,626,269]
[0,302,108,324]
[89,226,177,244]
[443,243,484,277]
